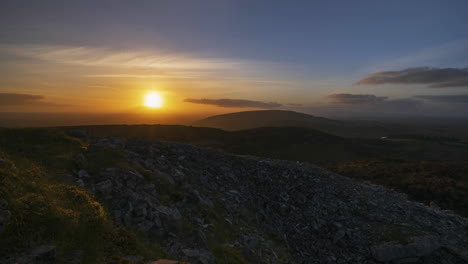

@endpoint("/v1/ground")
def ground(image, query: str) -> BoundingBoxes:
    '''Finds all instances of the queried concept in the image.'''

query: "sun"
[144,92,163,108]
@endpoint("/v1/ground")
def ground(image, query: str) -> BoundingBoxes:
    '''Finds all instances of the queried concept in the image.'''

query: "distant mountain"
[193,110,341,131]
[193,110,468,140]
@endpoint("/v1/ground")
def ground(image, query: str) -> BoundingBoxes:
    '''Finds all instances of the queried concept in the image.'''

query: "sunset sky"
[1,0,468,120]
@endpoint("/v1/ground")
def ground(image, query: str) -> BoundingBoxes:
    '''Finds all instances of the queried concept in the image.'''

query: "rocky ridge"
[72,136,467,263]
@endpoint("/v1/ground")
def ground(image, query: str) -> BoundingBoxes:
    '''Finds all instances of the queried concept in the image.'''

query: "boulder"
[157,207,182,233]
[95,179,113,194]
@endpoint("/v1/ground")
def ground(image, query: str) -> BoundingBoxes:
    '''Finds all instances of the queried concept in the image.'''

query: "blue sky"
[0,0,467,117]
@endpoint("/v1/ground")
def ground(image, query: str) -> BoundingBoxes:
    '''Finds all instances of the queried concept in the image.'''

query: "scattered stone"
[75,152,87,168]
[94,179,113,194]
[75,136,468,264]
[124,255,144,263]
[372,235,441,262]
[0,199,8,209]
[77,169,90,179]
[145,260,179,264]
[13,245,56,264]
[64,249,84,264]
[0,209,11,232]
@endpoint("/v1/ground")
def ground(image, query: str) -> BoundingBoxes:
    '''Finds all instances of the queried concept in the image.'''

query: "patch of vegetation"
[371,224,426,245]
[327,158,468,217]
[84,148,131,173]
[0,128,167,263]
[211,245,249,264]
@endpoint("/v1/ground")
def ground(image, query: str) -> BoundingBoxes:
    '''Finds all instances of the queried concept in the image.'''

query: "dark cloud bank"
[327,93,388,104]
[0,93,68,107]
[184,98,282,108]
[0,93,45,105]
[415,94,468,103]
[356,67,468,88]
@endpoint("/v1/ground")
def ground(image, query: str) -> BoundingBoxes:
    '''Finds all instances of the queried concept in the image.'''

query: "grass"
[371,224,426,245]
[0,128,167,263]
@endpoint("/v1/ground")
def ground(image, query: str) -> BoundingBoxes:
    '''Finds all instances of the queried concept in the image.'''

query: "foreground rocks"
[71,136,468,263]
[1,245,56,264]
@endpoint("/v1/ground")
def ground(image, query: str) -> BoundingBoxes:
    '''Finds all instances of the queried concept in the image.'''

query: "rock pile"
[73,137,468,263]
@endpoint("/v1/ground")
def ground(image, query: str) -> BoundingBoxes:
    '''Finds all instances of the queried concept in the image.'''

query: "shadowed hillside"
[1,128,467,263]
[193,110,468,140]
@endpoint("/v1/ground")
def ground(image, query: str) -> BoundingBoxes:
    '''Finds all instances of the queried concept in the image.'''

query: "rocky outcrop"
[72,137,468,263]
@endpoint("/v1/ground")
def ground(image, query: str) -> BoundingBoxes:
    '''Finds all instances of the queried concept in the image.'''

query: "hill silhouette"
[193,110,341,131]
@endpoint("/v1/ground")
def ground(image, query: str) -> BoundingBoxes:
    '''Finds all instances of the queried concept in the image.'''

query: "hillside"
[193,110,468,140]
[58,125,468,218]
[327,159,468,217]
[193,110,341,131]
[1,128,468,263]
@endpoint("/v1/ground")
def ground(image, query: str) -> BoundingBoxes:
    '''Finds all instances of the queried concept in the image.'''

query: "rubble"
[74,137,468,263]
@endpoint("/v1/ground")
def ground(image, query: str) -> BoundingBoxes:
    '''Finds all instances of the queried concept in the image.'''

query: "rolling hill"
[193,110,342,131]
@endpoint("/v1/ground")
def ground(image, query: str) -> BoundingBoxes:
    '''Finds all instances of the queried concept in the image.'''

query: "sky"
[1,0,468,121]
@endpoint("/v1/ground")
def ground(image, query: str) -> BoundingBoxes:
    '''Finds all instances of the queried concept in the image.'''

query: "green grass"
[371,224,426,245]
[0,128,167,263]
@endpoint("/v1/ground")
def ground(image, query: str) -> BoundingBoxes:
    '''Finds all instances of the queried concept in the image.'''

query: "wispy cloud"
[184,98,282,108]
[2,45,244,71]
[85,74,199,79]
[326,93,388,104]
[355,67,468,88]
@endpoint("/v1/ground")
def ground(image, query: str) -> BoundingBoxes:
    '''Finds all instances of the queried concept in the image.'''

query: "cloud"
[0,93,44,105]
[415,94,468,103]
[326,93,388,104]
[355,67,468,88]
[0,93,69,106]
[184,98,282,108]
[324,93,422,114]
[3,45,242,69]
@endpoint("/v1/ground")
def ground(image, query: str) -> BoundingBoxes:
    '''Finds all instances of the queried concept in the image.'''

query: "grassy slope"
[0,128,276,264]
[0,128,165,263]
[58,125,468,218]
[326,159,468,217]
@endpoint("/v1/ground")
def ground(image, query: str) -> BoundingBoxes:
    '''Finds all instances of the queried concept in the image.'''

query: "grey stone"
[125,255,143,262]
[74,153,87,168]
[182,249,199,257]
[14,245,56,264]
[94,179,113,193]
[0,199,8,210]
[0,209,11,232]
[372,235,441,262]
[77,169,90,179]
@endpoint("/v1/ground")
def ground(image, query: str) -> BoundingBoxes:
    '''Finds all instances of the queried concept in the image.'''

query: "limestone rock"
[372,235,441,262]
